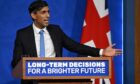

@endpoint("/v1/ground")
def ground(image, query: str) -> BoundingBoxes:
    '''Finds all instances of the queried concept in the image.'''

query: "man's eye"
[41,11,46,14]
[41,11,49,14]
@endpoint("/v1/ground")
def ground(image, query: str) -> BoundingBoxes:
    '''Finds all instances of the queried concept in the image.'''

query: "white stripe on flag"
[104,79,111,84]
[100,79,103,84]
[84,40,96,47]
[93,0,109,18]
[107,31,112,45]
[83,20,86,27]
[91,79,95,84]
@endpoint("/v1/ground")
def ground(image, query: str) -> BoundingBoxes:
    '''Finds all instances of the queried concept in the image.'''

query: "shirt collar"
[33,23,47,34]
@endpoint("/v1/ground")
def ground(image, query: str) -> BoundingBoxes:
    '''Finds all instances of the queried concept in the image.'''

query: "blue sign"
[25,60,109,77]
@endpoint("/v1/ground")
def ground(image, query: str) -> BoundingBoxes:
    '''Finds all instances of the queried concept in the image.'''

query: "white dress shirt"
[33,23,56,57]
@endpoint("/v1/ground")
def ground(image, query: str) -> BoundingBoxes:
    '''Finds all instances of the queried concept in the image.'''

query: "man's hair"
[28,0,48,14]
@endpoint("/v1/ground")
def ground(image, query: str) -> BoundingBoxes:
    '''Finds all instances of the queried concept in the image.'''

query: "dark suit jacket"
[11,24,100,84]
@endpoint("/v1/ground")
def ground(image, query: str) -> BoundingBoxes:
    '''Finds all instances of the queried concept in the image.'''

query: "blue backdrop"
[0,0,124,84]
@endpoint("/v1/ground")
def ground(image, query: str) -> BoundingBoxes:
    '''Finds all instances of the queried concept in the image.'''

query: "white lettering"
[27,62,46,68]
[28,68,41,74]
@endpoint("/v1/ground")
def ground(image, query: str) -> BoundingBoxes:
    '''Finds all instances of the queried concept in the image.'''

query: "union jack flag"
[81,0,115,84]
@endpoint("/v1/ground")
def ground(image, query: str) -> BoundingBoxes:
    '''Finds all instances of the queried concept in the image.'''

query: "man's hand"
[103,44,122,56]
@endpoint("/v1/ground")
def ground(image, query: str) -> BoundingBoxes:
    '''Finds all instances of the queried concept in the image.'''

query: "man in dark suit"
[11,0,121,84]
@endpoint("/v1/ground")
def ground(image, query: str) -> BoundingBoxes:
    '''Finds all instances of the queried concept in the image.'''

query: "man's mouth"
[44,19,49,23]
[44,19,48,21]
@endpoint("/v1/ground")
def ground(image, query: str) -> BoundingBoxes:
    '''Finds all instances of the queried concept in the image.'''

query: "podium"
[12,57,111,84]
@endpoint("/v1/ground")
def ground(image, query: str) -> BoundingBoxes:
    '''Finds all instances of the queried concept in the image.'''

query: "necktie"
[39,30,45,57]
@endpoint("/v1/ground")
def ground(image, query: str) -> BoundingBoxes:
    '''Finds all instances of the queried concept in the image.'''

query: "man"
[11,0,121,84]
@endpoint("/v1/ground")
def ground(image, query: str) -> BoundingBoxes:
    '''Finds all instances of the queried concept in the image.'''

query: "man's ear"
[31,13,36,20]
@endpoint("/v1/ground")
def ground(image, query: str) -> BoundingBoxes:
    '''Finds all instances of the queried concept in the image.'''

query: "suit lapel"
[27,25,37,57]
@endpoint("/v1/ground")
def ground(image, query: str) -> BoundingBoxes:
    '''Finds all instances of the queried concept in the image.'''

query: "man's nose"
[46,13,50,18]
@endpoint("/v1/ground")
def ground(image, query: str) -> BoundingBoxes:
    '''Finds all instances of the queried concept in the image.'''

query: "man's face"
[31,6,50,28]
